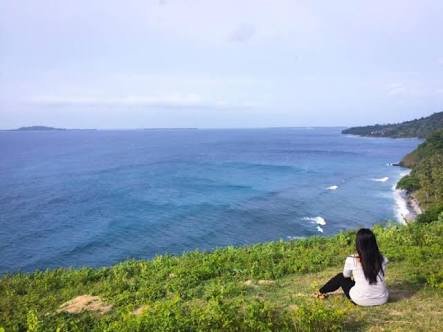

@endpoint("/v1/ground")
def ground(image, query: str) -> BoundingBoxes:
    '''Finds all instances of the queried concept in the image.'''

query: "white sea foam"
[326,185,338,190]
[303,216,326,225]
[372,176,389,182]
[303,216,326,233]
[287,235,307,240]
[393,170,412,224]
[393,188,409,225]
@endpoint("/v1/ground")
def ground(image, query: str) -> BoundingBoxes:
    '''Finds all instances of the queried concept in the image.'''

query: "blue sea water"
[0,128,420,274]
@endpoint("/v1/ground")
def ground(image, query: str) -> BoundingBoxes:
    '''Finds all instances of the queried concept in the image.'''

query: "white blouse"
[343,255,389,306]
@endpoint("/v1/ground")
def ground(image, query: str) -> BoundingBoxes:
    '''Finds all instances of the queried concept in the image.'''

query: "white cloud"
[386,83,407,96]
[31,94,205,107]
[228,24,256,43]
[386,81,443,98]
[28,93,257,109]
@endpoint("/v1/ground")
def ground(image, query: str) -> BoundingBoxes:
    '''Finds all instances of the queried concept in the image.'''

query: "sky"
[1,0,443,129]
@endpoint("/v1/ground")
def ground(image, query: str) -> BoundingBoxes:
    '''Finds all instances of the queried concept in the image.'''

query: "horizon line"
[0,126,351,131]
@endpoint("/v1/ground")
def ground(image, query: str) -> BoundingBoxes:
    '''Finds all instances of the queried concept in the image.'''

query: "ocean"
[0,128,420,274]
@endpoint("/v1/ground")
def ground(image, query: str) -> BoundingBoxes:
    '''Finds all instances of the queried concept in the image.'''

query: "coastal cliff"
[345,113,443,222]
[396,130,443,223]
[342,111,443,138]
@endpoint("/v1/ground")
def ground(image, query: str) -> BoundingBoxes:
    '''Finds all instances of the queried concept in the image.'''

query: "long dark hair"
[356,228,384,284]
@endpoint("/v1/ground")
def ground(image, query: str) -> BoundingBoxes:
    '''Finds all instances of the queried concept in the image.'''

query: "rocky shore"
[403,191,422,223]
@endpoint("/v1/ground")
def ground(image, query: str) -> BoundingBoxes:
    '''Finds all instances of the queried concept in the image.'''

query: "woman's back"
[344,255,389,306]
[318,228,389,306]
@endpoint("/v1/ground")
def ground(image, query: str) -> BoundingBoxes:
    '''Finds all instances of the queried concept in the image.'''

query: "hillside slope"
[397,129,443,213]
[342,112,443,138]
[343,112,443,216]
[1,220,442,331]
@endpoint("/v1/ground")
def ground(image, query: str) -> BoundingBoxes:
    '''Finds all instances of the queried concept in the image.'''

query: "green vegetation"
[416,204,443,224]
[396,130,443,215]
[1,220,443,331]
[14,126,66,131]
[346,111,443,220]
[396,175,420,192]
[342,111,443,138]
[399,129,443,168]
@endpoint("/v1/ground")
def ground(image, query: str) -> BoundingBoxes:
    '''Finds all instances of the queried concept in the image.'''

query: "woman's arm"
[343,256,354,278]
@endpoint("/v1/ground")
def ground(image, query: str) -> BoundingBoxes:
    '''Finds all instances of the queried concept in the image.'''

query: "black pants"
[319,273,355,300]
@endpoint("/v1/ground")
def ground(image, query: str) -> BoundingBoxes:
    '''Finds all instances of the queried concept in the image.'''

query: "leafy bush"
[26,310,39,332]
[288,303,345,332]
[396,175,420,192]
[113,297,276,331]
[426,271,443,290]
[416,204,443,224]
[395,129,443,208]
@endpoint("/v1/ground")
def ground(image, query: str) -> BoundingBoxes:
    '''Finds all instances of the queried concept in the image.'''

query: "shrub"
[288,303,345,332]
[396,175,420,192]
[426,271,443,289]
[111,297,287,331]
[26,310,39,332]
[416,204,443,224]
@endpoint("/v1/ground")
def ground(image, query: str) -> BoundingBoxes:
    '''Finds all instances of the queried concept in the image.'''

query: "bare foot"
[313,291,327,299]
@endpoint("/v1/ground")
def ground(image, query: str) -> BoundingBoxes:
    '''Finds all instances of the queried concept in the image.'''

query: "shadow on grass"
[339,281,424,331]
[343,320,367,332]
[388,280,422,303]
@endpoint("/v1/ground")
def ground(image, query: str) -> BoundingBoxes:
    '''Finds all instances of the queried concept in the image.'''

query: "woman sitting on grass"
[316,228,389,306]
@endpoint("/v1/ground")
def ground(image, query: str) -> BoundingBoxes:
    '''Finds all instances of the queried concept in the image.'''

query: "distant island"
[14,126,66,131]
[342,111,443,138]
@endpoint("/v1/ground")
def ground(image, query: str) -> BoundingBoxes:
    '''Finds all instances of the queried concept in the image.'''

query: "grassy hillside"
[342,112,443,138]
[399,129,443,168]
[397,129,443,216]
[1,219,443,331]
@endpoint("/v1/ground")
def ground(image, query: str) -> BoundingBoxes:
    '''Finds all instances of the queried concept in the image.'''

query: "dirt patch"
[257,280,275,286]
[244,279,256,287]
[287,304,299,311]
[243,279,275,287]
[57,295,112,315]
[133,305,150,316]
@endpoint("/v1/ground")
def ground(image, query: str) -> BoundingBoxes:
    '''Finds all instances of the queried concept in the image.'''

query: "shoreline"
[393,170,422,224]
[399,190,422,223]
